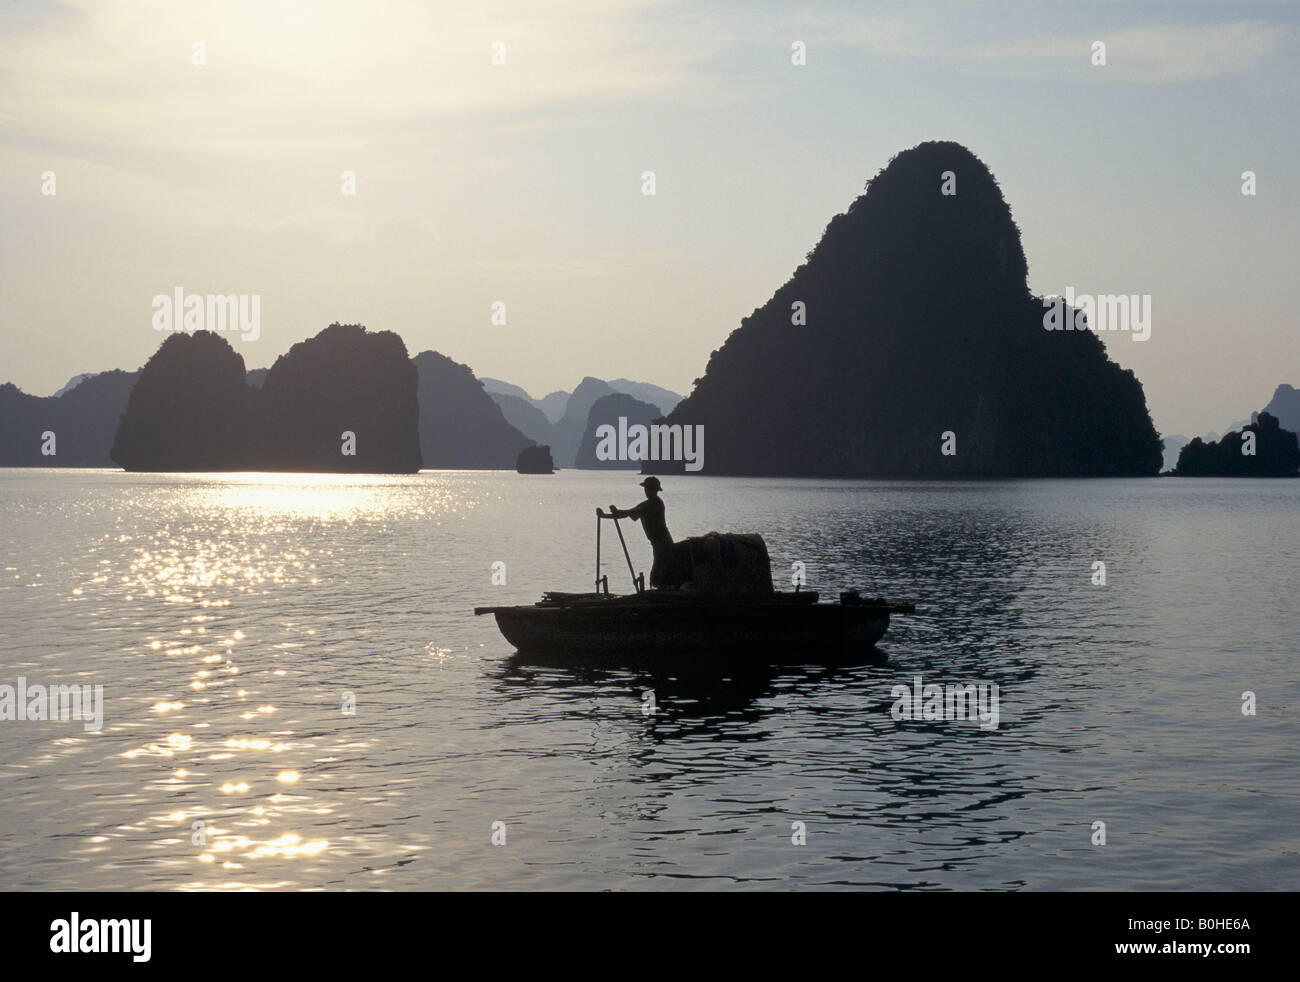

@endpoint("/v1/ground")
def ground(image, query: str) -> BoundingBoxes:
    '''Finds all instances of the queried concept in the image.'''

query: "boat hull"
[490,601,892,656]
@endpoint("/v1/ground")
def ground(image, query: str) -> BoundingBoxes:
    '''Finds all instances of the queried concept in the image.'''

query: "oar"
[600,507,642,594]
[595,507,602,592]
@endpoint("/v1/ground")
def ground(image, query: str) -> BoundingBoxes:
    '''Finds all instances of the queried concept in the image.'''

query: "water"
[0,469,1296,891]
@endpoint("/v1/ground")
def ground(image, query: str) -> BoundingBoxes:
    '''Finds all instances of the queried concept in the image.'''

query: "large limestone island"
[111,324,422,472]
[657,141,1163,477]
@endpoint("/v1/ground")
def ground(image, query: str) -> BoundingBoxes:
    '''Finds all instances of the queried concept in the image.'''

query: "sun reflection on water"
[21,472,481,889]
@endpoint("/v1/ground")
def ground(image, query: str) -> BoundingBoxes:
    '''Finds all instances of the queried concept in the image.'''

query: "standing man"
[609,477,676,588]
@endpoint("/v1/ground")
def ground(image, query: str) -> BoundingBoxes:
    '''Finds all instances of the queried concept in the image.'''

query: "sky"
[1,0,1297,438]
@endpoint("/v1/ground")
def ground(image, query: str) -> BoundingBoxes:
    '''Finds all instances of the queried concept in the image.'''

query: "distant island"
[111,324,422,473]
[574,392,663,469]
[483,376,681,468]
[1,336,682,473]
[1174,413,1299,476]
[657,140,1164,477]
[1259,384,1300,435]
[1159,383,1300,474]
[0,370,139,466]
[412,351,533,469]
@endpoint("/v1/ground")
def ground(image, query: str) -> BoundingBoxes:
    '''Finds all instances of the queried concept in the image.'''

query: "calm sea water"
[0,469,1296,891]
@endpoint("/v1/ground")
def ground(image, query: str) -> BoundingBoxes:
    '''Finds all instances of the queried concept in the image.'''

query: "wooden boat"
[475,512,914,657]
[475,589,914,656]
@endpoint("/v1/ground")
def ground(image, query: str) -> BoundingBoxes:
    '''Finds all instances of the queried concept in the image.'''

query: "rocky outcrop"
[662,140,1163,477]
[516,445,555,474]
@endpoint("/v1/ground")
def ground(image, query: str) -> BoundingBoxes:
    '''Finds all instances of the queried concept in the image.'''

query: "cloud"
[737,10,1291,83]
[0,0,715,159]
[968,21,1290,82]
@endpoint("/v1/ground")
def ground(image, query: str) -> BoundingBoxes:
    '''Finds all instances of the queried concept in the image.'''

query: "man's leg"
[649,550,669,589]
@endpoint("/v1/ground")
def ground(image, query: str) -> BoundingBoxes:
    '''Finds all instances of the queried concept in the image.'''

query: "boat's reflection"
[505,643,891,672]
[490,644,893,741]
[488,635,1052,749]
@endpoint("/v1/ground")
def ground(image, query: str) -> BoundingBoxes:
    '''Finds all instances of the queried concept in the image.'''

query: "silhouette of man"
[609,476,676,589]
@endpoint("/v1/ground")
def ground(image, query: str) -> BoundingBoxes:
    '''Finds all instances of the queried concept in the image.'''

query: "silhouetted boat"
[476,518,913,657]
[475,589,914,656]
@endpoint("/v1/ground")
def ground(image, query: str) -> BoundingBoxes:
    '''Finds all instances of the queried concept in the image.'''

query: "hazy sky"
[2,0,1296,437]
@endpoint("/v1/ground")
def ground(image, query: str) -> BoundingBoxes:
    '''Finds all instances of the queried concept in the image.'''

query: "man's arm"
[608,502,647,521]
